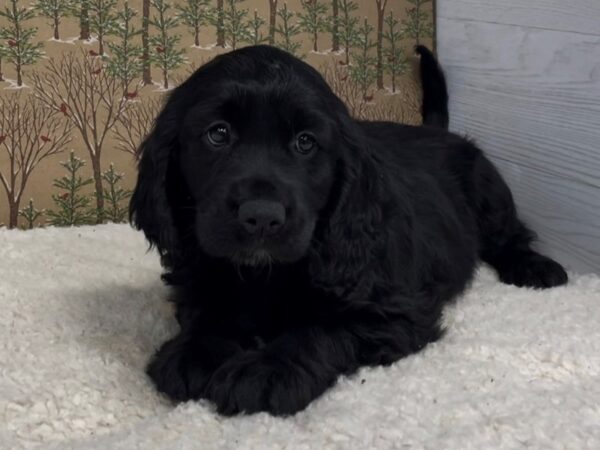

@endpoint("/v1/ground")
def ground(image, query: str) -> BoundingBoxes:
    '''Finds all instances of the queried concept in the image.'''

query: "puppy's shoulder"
[359,120,481,156]
[358,120,486,180]
[358,120,463,143]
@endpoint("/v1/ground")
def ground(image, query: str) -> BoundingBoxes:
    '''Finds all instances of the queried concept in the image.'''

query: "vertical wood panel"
[437,0,600,36]
[437,6,600,275]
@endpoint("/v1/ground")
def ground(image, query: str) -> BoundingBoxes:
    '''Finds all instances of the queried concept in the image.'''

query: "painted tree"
[171,58,202,86]
[215,0,225,47]
[364,95,417,123]
[349,18,376,98]
[244,9,266,46]
[31,50,130,223]
[0,42,6,81]
[431,0,437,53]
[18,199,44,229]
[87,0,119,56]
[0,93,72,228]
[33,0,75,40]
[176,0,211,48]
[46,151,95,226]
[0,0,44,87]
[298,0,327,53]
[222,0,251,51]
[383,10,407,93]
[150,0,186,90]
[374,0,387,90]
[106,1,143,92]
[336,0,359,65]
[78,0,90,40]
[402,0,433,46]
[321,60,367,118]
[114,96,163,156]
[275,3,302,57]
[329,0,339,52]
[142,0,152,84]
[268,0,277,45]
[101,164,132,223]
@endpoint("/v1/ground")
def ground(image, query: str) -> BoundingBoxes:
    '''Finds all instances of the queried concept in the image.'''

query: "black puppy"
[130,45,567,416]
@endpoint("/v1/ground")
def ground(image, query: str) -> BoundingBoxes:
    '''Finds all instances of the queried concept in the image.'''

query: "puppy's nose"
[238,200,286,236]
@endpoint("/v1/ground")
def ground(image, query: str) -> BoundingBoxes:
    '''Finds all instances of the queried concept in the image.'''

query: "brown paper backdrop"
[0,0,435,229]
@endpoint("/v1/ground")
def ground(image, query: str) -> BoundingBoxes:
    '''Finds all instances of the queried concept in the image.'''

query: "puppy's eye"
[206,123,230,147]
[295,133,317,155]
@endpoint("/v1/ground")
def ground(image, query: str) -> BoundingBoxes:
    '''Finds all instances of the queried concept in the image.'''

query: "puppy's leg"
[472,154,568,288]
[147,328,244,402]
[203,311,441,416]
[202,326,354,416]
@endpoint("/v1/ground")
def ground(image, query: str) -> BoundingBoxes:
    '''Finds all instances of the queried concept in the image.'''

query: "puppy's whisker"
[265,259,273,281]
[234,262,246,282]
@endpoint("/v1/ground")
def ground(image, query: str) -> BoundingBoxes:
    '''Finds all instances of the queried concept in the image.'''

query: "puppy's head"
[177,55,342,266]
[131,46,382,278]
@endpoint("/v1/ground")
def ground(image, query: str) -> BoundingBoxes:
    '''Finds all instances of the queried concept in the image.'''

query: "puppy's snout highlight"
[238,200,286,236]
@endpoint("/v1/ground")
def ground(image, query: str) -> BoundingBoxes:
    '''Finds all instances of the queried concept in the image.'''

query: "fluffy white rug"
[1,224,599,449]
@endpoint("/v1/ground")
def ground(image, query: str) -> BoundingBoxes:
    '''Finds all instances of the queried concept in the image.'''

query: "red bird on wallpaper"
[0,134,6,144]
[59,103,69,116]
[89,50,99,57]
[91,68,102,75]
[8,39,17,47]
[40,135,52,143]
[125,91,139,100]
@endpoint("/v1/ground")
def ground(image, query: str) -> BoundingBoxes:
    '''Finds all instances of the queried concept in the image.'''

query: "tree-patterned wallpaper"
[0,0,435,229]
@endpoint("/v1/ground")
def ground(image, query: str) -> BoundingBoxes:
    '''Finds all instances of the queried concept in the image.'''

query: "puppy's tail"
[416,45,449,129]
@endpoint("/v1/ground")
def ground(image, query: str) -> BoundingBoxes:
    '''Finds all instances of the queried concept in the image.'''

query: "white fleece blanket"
[1,224,599,449]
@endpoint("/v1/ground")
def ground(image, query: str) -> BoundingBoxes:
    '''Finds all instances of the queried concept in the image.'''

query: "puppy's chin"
[231,248,274,267]
[196,216,317,267]
[197,235,308,267]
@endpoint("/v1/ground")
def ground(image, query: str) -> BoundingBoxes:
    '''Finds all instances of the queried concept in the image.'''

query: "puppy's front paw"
[498,251,568,289]
[146,335,206,402]
[147,334,242,403]
[204,352,322,416]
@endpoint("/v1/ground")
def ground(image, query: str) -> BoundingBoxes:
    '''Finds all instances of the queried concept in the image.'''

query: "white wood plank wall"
[436,0,600,275]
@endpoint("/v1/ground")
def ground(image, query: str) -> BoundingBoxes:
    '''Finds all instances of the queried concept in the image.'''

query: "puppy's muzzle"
[238,200,286,236]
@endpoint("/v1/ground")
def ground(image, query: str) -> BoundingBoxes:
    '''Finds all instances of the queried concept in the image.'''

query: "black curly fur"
[130,45,568,416]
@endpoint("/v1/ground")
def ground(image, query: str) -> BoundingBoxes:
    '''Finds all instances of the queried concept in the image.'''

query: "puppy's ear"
[129,106,180,263]
[309,116,389,301]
